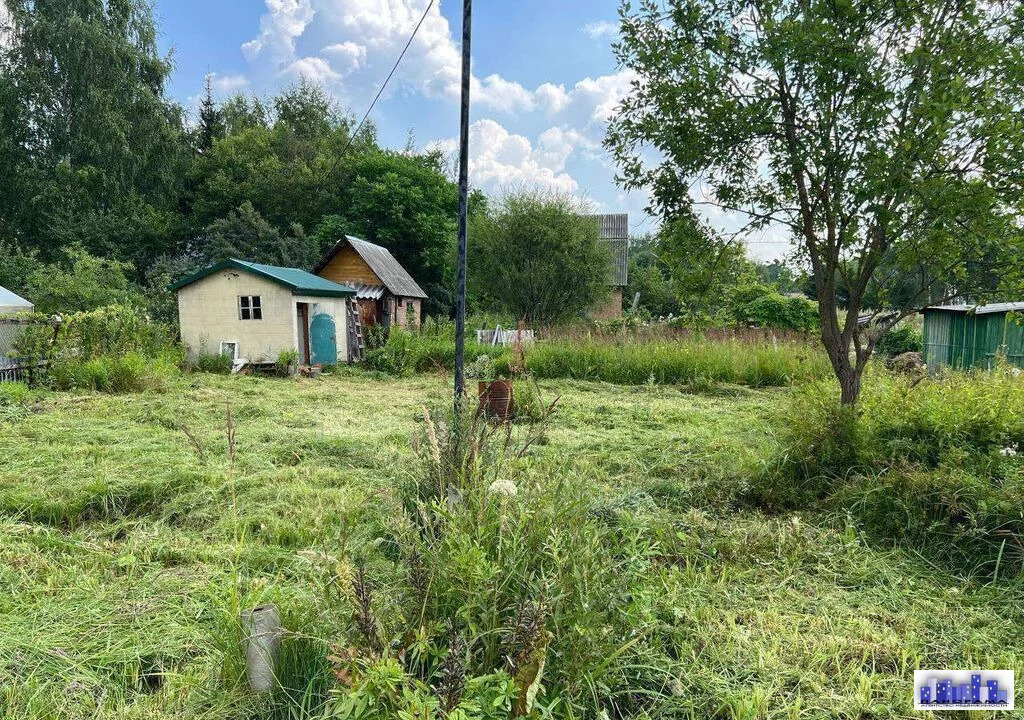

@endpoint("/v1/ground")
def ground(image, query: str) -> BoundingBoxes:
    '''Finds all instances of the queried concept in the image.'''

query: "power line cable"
[317,0,436,191]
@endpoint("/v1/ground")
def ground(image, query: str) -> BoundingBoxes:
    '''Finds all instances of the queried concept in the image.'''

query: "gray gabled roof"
[0,285,33,312]
[314,236,428,299]
[585,213,629,286]
[589,213,629,240]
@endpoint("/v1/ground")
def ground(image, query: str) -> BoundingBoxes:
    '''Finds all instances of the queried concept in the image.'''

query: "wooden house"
[313,236,428,329]
[170,259,356,366]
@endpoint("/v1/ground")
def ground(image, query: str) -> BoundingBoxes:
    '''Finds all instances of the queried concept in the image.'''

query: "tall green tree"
[196,76,225,154]
[0,0,186,267]
[326,150,459,315]
[469,191,612,325]
[608,0,1024,404]
[202,202,316,269]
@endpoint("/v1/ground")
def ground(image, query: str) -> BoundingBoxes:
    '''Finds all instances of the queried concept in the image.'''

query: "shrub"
[363,330,506,376]
[362,328,415,375]
[875,321,923,358]
[757,367,1024,576]
[276,348,299,376]
[48,352,177,393]
[739,293,818,332]
[194,351,233,375]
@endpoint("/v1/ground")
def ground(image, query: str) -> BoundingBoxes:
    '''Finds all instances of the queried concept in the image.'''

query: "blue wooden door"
[310,311,337,365]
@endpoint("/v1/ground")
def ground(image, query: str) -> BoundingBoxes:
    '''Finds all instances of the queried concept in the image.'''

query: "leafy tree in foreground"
[608,0,1024,404]
[469,191,611,326]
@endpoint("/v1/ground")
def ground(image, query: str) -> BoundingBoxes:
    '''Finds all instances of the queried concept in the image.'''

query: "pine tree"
[197,75,225,153]
[196,75,225,152]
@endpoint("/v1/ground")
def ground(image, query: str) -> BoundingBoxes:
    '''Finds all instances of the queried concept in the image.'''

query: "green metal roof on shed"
[169,259,356,298]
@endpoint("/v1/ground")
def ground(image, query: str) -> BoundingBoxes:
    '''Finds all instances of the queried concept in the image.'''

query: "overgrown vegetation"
[14,305,182,393]
[1,370,1021,718]
[365,327,829,388]
[753,366,1024,578]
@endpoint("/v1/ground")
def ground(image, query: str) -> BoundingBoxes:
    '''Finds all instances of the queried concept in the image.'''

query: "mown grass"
[0,370,1021,718]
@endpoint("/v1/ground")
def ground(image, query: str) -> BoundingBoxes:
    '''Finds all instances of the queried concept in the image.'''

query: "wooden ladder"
[346,298,365,362]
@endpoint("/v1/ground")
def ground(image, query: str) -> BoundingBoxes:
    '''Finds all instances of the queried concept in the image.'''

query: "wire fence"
[0,316,58,383]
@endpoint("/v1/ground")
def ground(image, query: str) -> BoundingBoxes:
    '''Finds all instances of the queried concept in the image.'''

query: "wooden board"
[318,246,382,287]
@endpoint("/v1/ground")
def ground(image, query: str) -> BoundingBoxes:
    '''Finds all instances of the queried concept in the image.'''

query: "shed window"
[239,295,262,320]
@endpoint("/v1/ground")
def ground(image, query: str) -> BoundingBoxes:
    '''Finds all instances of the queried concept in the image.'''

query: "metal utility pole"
[454,0,472,412]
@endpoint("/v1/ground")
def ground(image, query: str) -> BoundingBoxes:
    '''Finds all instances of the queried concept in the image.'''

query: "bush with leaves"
[729,284,818,332]
[752,366,1024,577]
[13,305,182,393]
[25,246,142,314]
[875,322,923,358]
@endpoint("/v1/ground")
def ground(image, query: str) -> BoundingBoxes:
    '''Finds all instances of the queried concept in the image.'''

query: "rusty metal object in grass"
[478,379,513,420]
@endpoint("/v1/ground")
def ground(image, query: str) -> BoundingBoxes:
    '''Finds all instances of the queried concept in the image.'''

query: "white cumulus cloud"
[240,0,542,114]
[208,72,251,95]
[230,1,647,232]
[583,21,618,40]
[431,119,579,194]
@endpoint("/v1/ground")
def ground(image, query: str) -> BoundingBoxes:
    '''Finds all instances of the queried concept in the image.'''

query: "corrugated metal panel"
[353,284,386,300]
[169,259,356,298]
[1004,314,1024,365]
[924,309,953,369]
[924,302,1024,315]
[975,302,1024,315]
[587,213,629,240]
[584,214,629,286]
[924,307,1024,370]
[314,236,428,299]
[605,239,628,286]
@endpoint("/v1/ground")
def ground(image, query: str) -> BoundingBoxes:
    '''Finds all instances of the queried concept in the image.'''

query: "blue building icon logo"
[915,670,1013,710]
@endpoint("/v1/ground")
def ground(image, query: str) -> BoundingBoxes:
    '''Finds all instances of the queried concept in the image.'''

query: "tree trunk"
[838,363,861,406]
[818,307,865,407]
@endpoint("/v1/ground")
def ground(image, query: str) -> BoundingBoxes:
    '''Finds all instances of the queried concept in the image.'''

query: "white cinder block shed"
[170,259,356,366]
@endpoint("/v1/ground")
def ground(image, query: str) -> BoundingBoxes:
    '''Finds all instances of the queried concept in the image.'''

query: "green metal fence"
[924,307,1024,370]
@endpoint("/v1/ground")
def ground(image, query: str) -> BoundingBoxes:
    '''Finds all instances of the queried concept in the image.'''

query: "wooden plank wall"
[318,246,382,286]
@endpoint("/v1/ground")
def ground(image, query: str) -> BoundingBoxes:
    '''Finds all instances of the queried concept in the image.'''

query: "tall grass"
[365,329,829,388]
[317,405,681,717]
[526,338,828,387]
[754,366,1024,578]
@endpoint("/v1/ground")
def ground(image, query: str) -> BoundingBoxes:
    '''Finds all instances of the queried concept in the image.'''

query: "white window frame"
[219,341,239,361]
[238,295,263,321]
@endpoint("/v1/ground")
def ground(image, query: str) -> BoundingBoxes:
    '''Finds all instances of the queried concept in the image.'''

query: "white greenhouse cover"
[0,285,33,314]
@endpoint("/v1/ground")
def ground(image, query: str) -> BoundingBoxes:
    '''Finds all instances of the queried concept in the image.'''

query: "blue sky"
[150,0,788,258]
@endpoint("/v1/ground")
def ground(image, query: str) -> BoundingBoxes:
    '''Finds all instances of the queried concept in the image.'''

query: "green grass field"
[1,370,1021,719]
